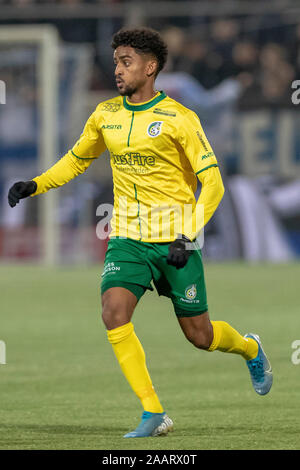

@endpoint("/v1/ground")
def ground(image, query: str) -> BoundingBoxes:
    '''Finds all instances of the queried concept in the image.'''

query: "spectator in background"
[259,43,295,108]
[230,40,261,110]
[231,40,259,77]
[208,17,240,83]
[233,42,295,110]
[160,26,186,72]
[178,33,221,89]
[210,17,240,57]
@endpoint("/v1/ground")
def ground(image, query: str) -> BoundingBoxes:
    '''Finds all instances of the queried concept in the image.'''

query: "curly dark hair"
[111,27,168,76]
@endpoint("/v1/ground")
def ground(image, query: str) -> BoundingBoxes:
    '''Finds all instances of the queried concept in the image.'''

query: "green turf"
[0,262,299,450]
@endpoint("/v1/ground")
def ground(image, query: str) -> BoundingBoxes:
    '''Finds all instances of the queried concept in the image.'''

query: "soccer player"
[8,27,272,438]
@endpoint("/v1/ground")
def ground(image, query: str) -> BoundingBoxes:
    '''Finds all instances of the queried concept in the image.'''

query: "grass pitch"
[0,262,299,450]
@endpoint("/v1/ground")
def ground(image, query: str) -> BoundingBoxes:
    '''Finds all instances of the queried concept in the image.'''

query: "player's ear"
[146,59,158,78]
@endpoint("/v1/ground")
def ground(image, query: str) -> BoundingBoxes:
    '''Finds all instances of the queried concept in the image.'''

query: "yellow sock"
[208,321,258,360]
[107,322,163,413]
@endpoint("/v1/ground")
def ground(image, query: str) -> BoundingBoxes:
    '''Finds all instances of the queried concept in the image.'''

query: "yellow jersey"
[33,90,221,242]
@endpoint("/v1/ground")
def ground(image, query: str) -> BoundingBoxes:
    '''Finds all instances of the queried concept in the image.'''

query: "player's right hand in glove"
[166,234,194,269]
[8,180,37,207]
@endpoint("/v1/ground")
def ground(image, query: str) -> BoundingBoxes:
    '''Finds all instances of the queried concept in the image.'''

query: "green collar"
[123,91,167,111]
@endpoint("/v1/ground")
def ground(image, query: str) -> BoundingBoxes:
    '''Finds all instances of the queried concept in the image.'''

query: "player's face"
[114,46,156,97]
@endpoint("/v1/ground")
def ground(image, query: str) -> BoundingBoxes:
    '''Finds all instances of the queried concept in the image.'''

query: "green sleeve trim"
[71,150,98,160]
[195,164,218,175]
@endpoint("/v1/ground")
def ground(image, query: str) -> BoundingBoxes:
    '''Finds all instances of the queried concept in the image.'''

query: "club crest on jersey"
[185,284,197,300]
[147,121,163,138]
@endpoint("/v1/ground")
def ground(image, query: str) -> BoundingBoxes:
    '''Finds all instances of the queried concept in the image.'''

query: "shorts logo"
[147,121,163,138]
[185,284,197,300]
[101,262,121,277]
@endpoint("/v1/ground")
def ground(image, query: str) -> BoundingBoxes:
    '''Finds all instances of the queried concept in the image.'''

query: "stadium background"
[1,0,300,451]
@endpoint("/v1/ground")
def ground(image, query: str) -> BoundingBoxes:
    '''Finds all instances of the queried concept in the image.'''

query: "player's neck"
[126,85,158,104]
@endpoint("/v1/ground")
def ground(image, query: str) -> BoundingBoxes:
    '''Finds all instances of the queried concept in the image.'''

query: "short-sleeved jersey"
[71,91,218,242]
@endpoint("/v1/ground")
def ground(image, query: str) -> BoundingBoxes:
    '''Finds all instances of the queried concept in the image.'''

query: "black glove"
[167,234,194,269]
[8,180,37,207]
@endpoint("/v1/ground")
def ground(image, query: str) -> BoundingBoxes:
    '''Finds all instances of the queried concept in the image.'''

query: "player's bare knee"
[102,311,127,330]
[102,303,127,330]
[101,287,137,329]
[179,314,213,350]
[184,324,213,350]
[101,292,133,329]
[188,331,211,350]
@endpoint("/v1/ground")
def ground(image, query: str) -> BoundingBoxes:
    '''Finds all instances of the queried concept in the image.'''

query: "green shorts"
[100,237,208,317]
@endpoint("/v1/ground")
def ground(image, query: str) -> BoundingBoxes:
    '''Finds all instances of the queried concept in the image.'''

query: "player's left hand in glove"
[8,180,37,207]
[167,234,194,269]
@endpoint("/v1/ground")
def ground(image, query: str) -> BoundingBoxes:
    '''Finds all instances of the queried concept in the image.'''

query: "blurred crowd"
[0,2,299,109]
[1,3,300,260]
[95,16,300,111]
[0,9,299,166]
[157,19,300,110]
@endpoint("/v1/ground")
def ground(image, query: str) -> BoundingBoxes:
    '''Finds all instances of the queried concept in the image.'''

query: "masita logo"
[147,121,163,138]
[102,124,122,129]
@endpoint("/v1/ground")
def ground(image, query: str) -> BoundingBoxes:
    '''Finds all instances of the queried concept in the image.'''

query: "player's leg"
[151,243,257,358]
[150,241,272,395]
[102,285,173,437]
[101,285,137,330]
[102,286,164,414]
[177,312,273,395]
[177,312,258,360]
[175,311,213,349]
[100,238,173,437]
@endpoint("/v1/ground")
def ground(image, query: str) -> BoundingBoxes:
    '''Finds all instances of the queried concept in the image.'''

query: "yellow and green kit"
[31,90,224,314]
[29,89,264,421]
[101,237,208,317]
